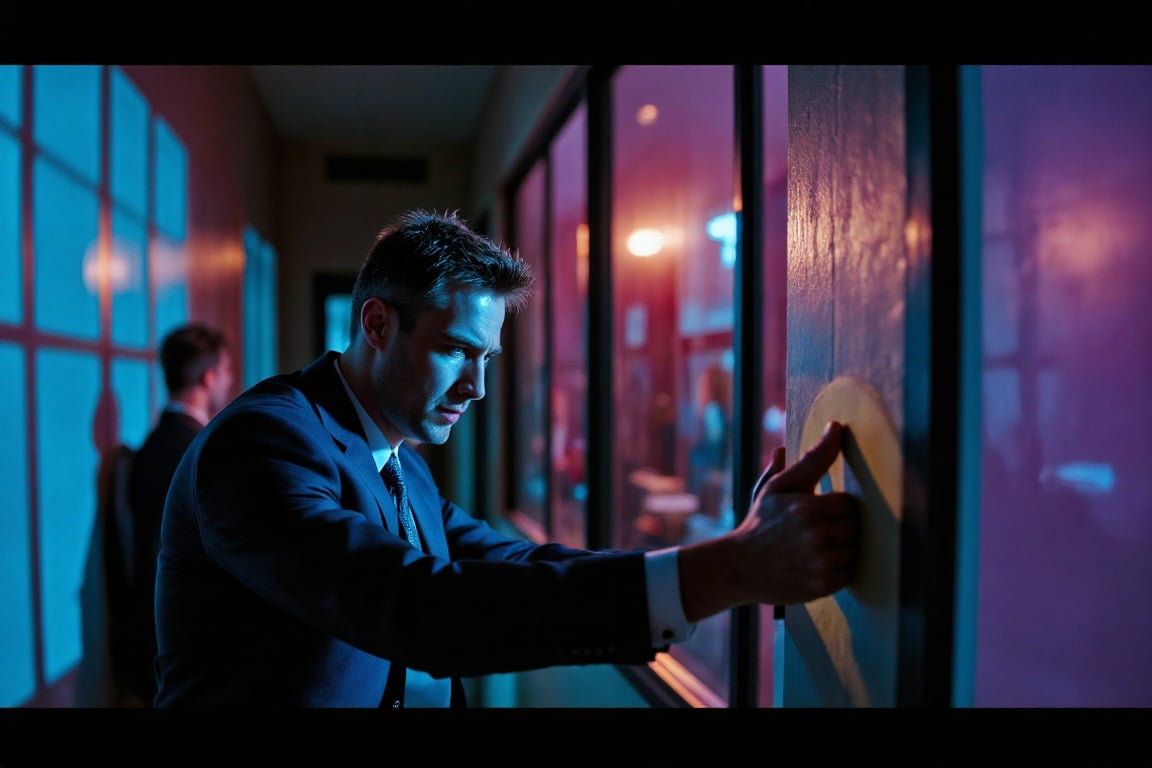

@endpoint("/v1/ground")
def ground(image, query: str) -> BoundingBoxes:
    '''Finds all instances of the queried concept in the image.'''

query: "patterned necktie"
[381,453,421,550]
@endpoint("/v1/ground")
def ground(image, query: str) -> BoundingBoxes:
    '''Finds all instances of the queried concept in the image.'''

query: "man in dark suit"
[153,209,860,708]
[120,324,233,706]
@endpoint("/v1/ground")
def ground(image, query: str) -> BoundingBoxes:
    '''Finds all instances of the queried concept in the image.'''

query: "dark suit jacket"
[121,408,203,703]
[153,351,657,707]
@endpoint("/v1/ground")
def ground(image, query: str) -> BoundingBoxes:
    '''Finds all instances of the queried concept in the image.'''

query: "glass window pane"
[33,65,101,185]
[975,64,1152,706]
[153,232,188,343]
[153,118,187,240]
[324,294,351,354]
[110,208,149,348]
[33,157,100,340]
[0,131,20,324]
[35,347,102,683]
[244,226,279,386]
[0,342,35,706]
[258,238,278,380]
[548,103,588,548]
[113,357,153,448]
[0,64,22,128]
[511,161,548,535]
[757,63,790,708]
[611,64,735,700]
[110,67,149,218]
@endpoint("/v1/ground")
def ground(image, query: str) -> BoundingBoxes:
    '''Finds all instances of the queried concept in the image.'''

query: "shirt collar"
[333,356,396,473]
[165,400,209,428]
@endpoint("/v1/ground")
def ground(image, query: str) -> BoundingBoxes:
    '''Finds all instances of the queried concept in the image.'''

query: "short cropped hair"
[159,324,229,395]
[349,208,535,337]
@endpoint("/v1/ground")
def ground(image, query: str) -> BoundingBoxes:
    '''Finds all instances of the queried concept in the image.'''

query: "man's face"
[372,289,505,447]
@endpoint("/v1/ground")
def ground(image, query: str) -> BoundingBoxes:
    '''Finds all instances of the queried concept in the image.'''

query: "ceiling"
[247,65,500,153]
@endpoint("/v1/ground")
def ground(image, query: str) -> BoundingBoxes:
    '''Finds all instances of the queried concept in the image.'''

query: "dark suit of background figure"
[120,408,203,705]
[153,351,657,707]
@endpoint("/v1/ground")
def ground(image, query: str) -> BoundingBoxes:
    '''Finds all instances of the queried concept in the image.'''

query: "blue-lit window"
[33,158,100,339]
[243,225,279,387]
[0,341,34,706]
[35,348,102,682]
[0,128,20,323]
[0,65,190,705]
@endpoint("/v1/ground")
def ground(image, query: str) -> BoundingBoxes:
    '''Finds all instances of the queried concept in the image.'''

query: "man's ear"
[360,296,395,351]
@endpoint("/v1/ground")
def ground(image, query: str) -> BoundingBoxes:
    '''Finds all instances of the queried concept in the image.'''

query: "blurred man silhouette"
[116,323,234,706]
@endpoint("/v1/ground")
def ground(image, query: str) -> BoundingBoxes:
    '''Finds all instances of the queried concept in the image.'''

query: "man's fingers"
[750,446,786,502]
[766,420,842,493]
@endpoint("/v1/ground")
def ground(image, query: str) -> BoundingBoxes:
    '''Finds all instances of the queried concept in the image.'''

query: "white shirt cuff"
[643,547,696,647]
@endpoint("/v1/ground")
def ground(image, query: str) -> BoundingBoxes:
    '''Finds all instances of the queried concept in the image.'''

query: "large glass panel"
[152,232,188,344]
[33,65,101,186]
[112,356,153,448]
[325,295,351,353]
[243,225,279,387]
[33,158,100,340]
[975,65,1152,705]
[110,67,149,220]
[511,161,548,536]
[110,208,149,348]
[153,118,187,241]
[0,342,34,706]
[548,104,588,548]
[0,131,20,324]
[0,65,22,128]
[756,64,790,707]
[35,347,102,683]
[611,65,735,700]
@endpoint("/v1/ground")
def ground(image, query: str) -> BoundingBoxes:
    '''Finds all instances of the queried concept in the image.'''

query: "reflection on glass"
[511,161,548,535]
[549,104,588,548]
[975,65,1152,706]
[611,64,736,701]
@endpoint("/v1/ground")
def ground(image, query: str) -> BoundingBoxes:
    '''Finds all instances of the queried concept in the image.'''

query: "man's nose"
[459,366,484,400]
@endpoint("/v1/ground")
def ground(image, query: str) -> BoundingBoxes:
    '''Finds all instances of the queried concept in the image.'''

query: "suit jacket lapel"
[297,352,400,535]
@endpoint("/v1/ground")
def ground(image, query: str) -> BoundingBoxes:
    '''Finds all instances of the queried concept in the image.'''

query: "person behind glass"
[687,361,734,521]
[120,323,234,706]
[152,209,861,708]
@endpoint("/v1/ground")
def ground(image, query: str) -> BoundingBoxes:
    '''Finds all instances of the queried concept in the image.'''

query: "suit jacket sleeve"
[189,388,658,679]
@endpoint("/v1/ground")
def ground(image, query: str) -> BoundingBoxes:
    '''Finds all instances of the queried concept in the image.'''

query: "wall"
[470,65,574,236]
[119,65,279,384]
[275,141,474,374]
